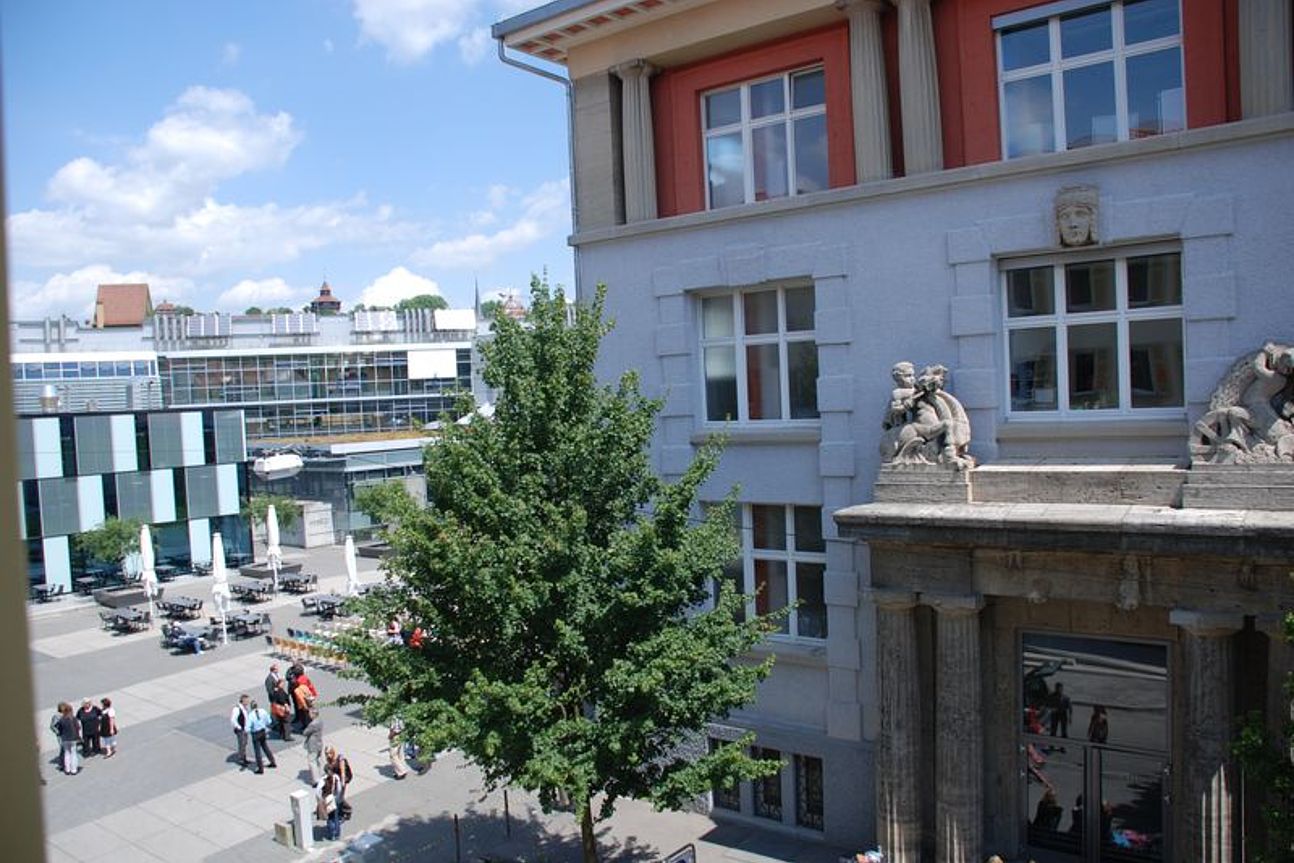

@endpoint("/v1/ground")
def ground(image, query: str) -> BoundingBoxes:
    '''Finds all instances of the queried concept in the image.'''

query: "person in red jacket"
[292,668,318,731]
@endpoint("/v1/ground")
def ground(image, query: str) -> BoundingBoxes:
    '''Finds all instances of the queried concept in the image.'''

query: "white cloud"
[222,42,241,65]
[358,266,442,307]
[7,87,421,289]
[412,178,569,270]
[352,0,477,64]
[45,86,300,222]
[457,27,491,65]
[217,277,312,311]
[351,1,530,63]
[323,38,335,54]
[15,265,195,322]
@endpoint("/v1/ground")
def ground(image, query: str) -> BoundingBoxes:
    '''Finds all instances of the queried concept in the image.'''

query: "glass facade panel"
[1065,260,1116,312]
[214,410,246,463]
[1007,266,1055,317]
[1010,328,1059,411]
[1128,319,1183,408]
[1004,76,1056,157]
[1001,21,1050,70]
[707,133,745,209]
[752,124,788,202]
[751,505,786,550]
[1126,48,1184,138]
[784,287,814,332]
[794,114,829,195]
[74,416,114,475]
[749,78,784,118]
[147,414,186,468]
[791,68,825,108]
[753,559,789,631]
[787,341,818,419]
[706,88,741,128]
[38,477,82,536]
[795,562,826,639]
[793,506,824,552]
[1068,322,1119,410]
[1060,7,1112,57]
[1127,253,1182,307]
[186,465,221,519]
[743,291,779,335]
[1064,62,1117,149]
[116,472,153,522]
[1124,0,1179,43]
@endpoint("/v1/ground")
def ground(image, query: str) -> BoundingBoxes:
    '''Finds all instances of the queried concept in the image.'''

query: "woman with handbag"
[316,771,342,840]
[99,697,118,757]
[269,680,292,741]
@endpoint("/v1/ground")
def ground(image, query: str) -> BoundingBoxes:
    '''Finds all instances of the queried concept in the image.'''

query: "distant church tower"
[309,280,342,314]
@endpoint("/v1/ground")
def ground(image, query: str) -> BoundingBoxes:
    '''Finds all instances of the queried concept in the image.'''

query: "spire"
[473,277,481,316]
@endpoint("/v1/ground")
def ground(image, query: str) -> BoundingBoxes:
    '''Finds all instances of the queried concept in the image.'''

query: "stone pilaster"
[872,588,922,863]
[891,0,943,174]
[1239,0,1294,118]
[929,593,983,863]
[1256,613,1294,762]
[1170,609,1243,863]
[837,0,893,181]
[612,59,658,222]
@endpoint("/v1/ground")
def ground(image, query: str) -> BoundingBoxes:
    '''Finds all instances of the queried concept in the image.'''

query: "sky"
[0,0,573,322]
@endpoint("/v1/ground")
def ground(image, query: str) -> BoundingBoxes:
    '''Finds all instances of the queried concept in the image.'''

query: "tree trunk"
[579,800,599,863]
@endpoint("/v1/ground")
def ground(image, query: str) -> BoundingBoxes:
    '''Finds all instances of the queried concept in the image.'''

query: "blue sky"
[1,0,572,321]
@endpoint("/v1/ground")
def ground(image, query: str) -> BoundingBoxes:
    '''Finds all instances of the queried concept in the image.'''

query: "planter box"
[93,585,163,608]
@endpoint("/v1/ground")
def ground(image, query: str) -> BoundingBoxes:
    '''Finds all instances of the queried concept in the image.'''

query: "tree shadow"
[334,805,660,862]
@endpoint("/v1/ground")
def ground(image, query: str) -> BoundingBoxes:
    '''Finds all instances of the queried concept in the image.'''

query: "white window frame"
[698,285,818,426]
[739,503,827,641]
[996,0,1184,157]
[701,66,827,210]
[1000,242,1184,419]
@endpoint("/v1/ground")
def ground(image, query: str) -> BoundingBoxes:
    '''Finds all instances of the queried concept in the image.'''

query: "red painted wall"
[949,0,1238,166]
[652,23,855,217]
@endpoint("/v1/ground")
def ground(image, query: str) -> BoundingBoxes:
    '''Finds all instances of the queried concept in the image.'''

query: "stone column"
[1170,610,1243,863]
[891,0,942,174]
[1256,613,1294,764]
[612,59,658,222]
[1240,0,1294,117]
[872,588,922,863]
[837,0,893,181]
[929,593,983,863]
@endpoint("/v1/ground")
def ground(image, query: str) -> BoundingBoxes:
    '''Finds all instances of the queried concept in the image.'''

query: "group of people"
[50,697,118,775]
[229,663,354,841]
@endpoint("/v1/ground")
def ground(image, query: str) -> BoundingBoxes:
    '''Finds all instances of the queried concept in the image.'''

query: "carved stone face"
[1057,203,1096,246]
[892,362,915,389]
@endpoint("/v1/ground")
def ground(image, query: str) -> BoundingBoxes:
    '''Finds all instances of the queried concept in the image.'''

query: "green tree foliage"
[74,517,143,573]
[479,298,503,320]
[342,278,781,862]
[172,305,197,316]
[1234,612,1294,862]
[242,493,302,533]
[266,306,294,314]
[243,306,264,315]
[395,294,448,312]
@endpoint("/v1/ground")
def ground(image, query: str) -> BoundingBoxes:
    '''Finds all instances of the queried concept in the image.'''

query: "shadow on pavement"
[342,805,660,862]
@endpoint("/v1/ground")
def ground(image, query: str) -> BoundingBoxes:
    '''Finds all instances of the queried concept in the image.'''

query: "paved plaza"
[31,542,852,863]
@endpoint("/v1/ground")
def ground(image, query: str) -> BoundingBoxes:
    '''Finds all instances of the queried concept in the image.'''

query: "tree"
[242,493,302,538]
[479,298,503,320]
[1234,612,1294,862]
[244,306,264,315]
[395,294,448,312]
[266,306,294,314]
[74,517,144,575]
[173,305,197,315]
[341,277,781,862]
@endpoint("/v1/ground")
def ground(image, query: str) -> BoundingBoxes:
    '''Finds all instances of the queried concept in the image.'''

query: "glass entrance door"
[1020,633,1170,862]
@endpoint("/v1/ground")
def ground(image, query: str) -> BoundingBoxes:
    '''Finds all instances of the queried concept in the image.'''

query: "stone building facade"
[494,0,1294,857]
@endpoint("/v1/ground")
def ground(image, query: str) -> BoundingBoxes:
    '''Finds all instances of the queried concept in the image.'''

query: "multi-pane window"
[714,503,827,639]
[708,739,742,811]
[794,753,825,830]
[1004,248,1183,415]
[751,747,783,821]
[701,285,818,423]
[997,0,1183,158]
[703,67,828,209]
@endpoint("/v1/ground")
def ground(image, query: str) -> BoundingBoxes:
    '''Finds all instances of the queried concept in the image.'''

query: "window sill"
[748,638,827,666]
[995,416,1184,441]
[691,424,821,446]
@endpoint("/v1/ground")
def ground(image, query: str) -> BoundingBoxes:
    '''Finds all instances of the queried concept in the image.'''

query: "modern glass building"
[16,407,251,589]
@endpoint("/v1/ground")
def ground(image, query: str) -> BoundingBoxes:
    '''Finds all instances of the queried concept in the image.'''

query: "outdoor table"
[74,576,101,595]
[230,580,272,603]
[154,564,179,582]
[30,584,62,603]
[313,594,349,619]
[280,572,317,594]
[158,596,203,619]
[114,607,150,632]
[229,611,270,637]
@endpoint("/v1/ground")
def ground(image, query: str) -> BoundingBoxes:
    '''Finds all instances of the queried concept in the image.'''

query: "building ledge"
[571,113,1294,247]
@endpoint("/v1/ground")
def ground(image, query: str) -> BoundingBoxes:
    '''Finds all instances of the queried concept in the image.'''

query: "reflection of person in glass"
[1087,704,1109,743]
[1033,788,1063,830]
[1049,683,1072,737]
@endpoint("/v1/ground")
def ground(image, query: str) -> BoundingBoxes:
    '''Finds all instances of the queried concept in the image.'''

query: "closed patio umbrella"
[139,524,158,628]
[211,532,231,646]
[266,505,283,594]
[344,534,361,597]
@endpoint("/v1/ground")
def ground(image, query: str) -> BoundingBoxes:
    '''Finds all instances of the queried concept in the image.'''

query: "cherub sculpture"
[1191,342,1294,464]
[880,361,974,470]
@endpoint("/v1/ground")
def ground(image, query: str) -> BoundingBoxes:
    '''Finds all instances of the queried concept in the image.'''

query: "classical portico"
[837,348,1294,862]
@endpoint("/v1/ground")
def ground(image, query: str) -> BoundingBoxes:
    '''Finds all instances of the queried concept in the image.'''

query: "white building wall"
[109,415,138,472]
[576,123,1294,848]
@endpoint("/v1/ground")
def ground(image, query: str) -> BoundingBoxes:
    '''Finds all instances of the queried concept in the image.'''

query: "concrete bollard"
[290,788,314,850]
